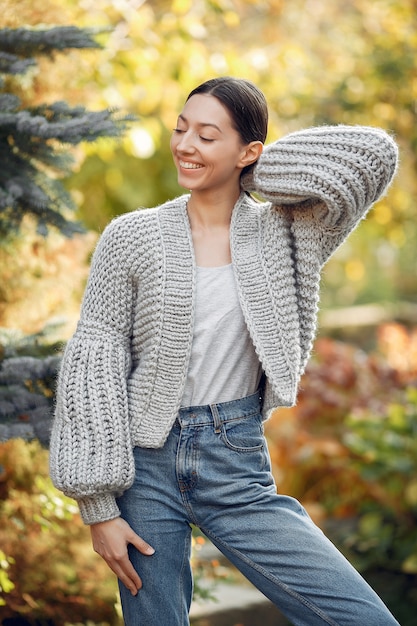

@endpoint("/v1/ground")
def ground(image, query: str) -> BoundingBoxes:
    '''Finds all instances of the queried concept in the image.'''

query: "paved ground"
[190,583,288,625]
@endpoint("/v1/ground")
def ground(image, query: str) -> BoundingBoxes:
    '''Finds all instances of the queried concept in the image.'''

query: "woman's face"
[170,94,250,196]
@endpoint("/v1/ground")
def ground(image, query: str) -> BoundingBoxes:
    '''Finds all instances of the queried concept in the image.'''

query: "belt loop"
[210,403,222,433]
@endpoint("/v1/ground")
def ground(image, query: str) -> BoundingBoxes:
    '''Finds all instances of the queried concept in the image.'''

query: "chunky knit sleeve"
[241,125,398,262]
[49,217,137,525]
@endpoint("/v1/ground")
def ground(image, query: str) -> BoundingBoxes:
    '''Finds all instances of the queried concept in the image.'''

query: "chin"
[178,178,199,191]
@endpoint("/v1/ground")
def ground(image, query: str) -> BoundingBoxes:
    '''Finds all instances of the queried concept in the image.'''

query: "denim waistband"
[177,389,262,429]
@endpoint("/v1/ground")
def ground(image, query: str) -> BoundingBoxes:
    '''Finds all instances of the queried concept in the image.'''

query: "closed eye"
[173,128,214,142]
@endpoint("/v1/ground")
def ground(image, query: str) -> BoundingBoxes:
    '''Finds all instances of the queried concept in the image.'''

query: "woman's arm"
[242,125,398,260]
[49,216,138,525]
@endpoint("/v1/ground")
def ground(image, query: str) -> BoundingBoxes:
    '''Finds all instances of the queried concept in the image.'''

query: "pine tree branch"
[14,105,132,144]
[0,26,103,57]
[0,51,36,75]
[0,353,61,445]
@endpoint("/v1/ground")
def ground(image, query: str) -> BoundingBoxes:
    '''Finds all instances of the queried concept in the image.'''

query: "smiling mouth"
[179,160,204,169]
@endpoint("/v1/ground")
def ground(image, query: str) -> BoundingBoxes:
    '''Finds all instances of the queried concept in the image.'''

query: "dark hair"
[186,77,268,174]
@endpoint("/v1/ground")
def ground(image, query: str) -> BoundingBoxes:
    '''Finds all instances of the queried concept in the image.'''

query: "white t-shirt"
[181,264,262,407]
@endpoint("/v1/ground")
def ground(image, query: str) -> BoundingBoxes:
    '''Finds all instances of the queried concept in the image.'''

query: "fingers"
[129,529,155,556]
[107,549,143,596]
[90,518,155,596]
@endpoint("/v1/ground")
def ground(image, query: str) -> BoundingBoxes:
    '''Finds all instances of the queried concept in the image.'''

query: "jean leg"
[117,430,193,626]
[201,494,399,626]
[187,411,399,626]
[118,521,192,626]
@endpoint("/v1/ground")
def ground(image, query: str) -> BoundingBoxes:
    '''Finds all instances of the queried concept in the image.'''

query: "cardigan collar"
[158,192,301,406]
[230,193,301,401]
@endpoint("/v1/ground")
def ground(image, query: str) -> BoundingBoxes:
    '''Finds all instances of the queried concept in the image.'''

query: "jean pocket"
[220,413,264,453]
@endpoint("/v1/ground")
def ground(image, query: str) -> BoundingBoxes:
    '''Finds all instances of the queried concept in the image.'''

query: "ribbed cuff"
[77,493,121,525]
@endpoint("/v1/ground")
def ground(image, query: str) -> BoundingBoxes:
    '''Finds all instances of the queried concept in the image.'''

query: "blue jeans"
[117,391,399,626]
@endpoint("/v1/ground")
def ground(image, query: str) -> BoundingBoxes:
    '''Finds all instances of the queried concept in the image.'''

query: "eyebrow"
[178,114,222,133]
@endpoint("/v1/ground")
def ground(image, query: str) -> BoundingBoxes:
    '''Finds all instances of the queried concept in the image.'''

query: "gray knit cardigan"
[50,125,398,525]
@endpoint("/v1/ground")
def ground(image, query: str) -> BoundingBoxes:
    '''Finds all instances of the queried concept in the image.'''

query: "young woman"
[50,77,400,625]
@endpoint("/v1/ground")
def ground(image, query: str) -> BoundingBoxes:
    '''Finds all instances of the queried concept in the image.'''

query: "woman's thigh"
[117,432,193,626]
[201,494,398,626]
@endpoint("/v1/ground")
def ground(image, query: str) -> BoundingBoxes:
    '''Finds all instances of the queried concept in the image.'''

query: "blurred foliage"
[0,223,96,332]
[343,389,417,572]
[0,438,120,624]
[1,0,416,314]
[267,322,417,514]
[339,391,417,624]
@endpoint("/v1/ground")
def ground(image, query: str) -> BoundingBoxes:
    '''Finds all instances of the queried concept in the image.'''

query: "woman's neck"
[187,188,240,229]
[186,189,241,267]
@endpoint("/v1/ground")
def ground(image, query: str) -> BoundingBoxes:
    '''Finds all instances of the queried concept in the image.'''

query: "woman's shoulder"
[101,195,188,239]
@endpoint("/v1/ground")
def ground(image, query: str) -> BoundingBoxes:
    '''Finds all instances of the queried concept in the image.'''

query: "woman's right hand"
[90,517,155,595]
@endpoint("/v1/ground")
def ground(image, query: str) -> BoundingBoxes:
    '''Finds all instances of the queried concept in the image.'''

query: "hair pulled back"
[186,77,268,147]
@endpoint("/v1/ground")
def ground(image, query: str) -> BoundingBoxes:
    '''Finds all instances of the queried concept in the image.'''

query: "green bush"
[0,439,120,624]
[337,388,417,623]
[343,387,417,569]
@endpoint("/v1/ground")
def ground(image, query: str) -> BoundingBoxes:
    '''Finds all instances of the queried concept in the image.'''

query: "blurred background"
[0,1,416,624]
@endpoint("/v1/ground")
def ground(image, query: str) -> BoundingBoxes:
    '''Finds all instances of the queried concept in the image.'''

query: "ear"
[238,141,263,169]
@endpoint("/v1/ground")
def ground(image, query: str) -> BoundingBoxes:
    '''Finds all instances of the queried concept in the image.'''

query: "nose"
[176,130,196,153]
